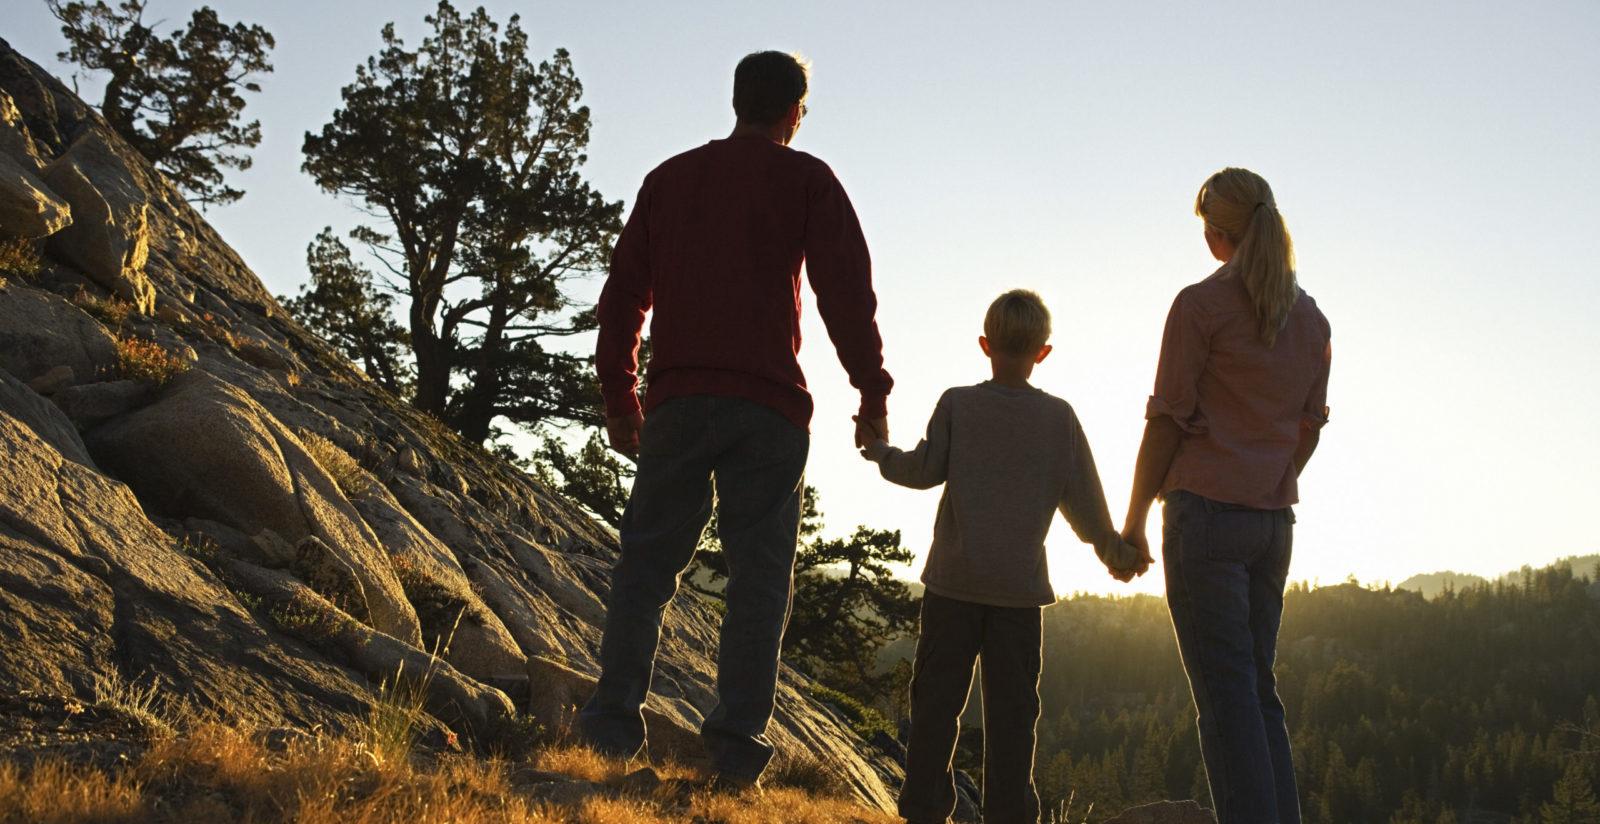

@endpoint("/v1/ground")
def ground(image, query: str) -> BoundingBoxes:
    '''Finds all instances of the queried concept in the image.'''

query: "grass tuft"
[89,671,172,738]
[0,238,41,281]
[298,431,373,499]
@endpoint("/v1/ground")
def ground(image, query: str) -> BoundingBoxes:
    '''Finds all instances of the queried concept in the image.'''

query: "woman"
[1121,168,1331,824]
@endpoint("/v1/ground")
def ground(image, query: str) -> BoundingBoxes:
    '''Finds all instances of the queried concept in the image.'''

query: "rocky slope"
[0,37,901,812]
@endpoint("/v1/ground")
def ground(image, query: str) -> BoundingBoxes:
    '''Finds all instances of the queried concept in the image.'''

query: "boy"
[860,289,1145,824]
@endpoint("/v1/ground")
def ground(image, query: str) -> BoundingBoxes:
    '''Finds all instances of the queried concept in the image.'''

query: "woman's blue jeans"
[578,395,808,782]
[1163,490,1301,824]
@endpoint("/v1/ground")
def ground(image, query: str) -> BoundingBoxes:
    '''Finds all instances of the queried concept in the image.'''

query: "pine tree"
[49,0,273,205]
[1541,761,1600,824]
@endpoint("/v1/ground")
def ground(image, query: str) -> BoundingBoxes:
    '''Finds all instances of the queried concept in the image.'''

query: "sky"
[7,1,1599,597]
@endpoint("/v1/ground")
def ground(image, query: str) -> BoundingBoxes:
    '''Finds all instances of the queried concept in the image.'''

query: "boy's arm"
[1059,413,1142,573]
[867,393,952,490]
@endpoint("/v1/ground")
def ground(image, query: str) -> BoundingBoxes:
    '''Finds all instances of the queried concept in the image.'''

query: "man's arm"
[595,178,653,455]
[803,164,893,440]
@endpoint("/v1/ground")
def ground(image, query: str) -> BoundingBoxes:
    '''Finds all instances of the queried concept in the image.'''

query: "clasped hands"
[1107,524,1156,584]
[852,414,888,457]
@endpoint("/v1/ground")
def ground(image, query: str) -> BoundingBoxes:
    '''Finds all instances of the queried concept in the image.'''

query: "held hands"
[852,415,888,456]
[605,411,644,458]
[1106,524,1157,583]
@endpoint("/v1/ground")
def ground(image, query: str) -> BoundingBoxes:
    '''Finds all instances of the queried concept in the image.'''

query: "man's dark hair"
[733,51,809,125]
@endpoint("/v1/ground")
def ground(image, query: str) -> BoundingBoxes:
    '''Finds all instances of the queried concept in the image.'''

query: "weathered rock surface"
[1104,800,1219,824]
[0,380,372,731]
[0,284,118,384]
[0,89,46,172]
[0,150,70,238]
[0,35,902,813]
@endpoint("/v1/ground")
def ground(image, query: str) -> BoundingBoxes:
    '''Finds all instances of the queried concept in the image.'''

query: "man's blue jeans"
[578,395,808,780]
[1163,490,1300,824]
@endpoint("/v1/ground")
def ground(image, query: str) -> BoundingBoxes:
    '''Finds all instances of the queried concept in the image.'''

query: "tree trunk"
[410,323,449,418]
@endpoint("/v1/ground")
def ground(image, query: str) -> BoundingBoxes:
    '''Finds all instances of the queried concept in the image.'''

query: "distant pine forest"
[941,556,1600,823]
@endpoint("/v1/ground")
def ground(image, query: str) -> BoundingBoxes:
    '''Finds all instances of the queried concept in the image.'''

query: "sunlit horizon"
[9,0,1596,598]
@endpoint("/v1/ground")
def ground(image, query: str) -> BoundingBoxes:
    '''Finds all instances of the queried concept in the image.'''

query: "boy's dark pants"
[900,591,1043,824]
[578,395,808,781]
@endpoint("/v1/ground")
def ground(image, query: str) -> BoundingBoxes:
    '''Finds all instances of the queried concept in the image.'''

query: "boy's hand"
[859,439,891,462]
[606,411,644,458]
[852,415,888,450]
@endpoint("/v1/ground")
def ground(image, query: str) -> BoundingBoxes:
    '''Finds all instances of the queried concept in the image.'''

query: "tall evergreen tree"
[299,1,621,445]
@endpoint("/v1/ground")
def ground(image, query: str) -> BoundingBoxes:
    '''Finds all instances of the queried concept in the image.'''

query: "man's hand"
[606,411,644,458]
[852,415,888,450]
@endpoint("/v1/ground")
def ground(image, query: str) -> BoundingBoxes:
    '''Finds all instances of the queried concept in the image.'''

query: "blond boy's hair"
[983,289,1052,356]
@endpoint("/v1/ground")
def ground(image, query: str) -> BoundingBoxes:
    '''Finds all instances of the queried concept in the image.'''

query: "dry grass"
[300,430,374,498]
[0,238,41,281]
[0,721,901,824]
[0,761,145,824]
[532,745,696,786]
[114,335,189,385]
[74,289,134,329]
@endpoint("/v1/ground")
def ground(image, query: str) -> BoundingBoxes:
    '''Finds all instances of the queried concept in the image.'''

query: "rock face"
[0,151,70,239]
[0,36,901,812]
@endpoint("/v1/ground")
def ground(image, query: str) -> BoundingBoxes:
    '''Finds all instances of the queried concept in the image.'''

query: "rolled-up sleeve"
[1146,290,1210,434]
[1302,335,1332,430]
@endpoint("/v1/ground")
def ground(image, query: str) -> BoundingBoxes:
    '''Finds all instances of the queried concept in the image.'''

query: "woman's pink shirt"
[1148,269,1332,510]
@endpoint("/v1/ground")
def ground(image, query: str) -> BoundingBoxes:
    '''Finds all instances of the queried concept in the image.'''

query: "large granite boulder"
[87,371,424,647]
[41,130,154,313]
[0,284,117,385]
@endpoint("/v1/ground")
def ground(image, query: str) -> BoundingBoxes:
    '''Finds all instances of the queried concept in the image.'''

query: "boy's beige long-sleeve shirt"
[869,381,1135,608]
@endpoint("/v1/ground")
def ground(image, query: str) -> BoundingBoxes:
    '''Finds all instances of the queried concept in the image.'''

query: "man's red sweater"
[595,136,892,431]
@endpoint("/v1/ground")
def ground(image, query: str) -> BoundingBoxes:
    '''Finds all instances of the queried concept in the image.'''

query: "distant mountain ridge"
[1396,553,1600,598]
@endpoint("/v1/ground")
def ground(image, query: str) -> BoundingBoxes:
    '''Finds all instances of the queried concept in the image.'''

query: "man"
[582,50,893,788]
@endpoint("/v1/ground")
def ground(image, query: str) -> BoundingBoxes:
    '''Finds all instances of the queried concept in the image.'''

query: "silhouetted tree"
[281,229,411,395]
[537,430,631,528]
[48,0,273,206]
[785,526,919,699]
[299,1,620,446]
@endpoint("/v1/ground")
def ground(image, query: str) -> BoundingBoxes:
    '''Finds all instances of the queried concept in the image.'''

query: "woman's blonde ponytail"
[1195,169,1298,347]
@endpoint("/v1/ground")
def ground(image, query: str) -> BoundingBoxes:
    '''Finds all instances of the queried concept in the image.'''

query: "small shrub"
[76,289,135,329]
[299,431,372,498]
[115,335,189,385]
[805,682,897,741]
[0,238,41,279]
[176,533,219,563]
[268,596,343,641]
